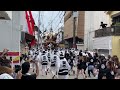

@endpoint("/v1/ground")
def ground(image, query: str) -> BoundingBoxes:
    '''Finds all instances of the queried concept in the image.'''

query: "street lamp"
[73,11,78,49]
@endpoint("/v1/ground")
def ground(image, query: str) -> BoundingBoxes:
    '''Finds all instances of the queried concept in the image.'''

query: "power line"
[45,11,61,29]
[47,11,61,29]
[50,11,54,22]
[54,11,64,26]
[54,12,65,32]
[38,11,45,33]
[47,11,64,33]
[42,12,44,31]
[40,11,44,31]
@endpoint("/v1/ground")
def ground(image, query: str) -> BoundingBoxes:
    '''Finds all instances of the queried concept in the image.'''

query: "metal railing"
[95,26,120,37]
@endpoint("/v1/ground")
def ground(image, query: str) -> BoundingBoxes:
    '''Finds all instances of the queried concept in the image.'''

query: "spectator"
[88,59,95,77]
[98,62,107,79]
[87,53,93,62]
[100,22,107,29]
[21,61,39,79]
[106,61,115,79]
[76,55,87,79]
[112,56,120,74]
[0,58,22,79]
[93,52,98,64]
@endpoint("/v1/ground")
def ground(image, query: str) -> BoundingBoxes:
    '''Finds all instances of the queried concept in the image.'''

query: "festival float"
[43,32,58,50]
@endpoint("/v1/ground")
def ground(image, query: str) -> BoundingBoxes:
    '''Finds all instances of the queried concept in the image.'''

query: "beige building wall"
[64,11,85,40]
[77,11,85,39]
[112,36,120,60]
[64,15,73,39]
[106,11,120,25]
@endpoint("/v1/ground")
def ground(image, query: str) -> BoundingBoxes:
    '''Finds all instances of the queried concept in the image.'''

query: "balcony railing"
[95,26,120,37]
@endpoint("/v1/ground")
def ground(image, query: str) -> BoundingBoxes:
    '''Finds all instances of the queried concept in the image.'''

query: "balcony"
[95,26,120,37]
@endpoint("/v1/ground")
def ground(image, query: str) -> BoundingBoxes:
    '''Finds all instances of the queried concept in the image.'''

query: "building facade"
[64,11,85,48]
[0,11,21,52]
[0,11,35,59]
[93,11,120,59]
[84,11,110,51]
[0,11,22,65]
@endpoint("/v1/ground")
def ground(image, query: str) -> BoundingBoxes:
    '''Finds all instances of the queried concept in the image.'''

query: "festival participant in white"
[46,48,52,72]
[58,53,70,79]
[50,50,60,79]
[40,51,49,76]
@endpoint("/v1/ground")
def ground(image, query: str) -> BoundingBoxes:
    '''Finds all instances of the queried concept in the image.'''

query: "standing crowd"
[0,48,120,79]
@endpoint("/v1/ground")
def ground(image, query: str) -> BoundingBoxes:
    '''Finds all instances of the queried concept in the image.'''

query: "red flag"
[28,11,35,36]
[30,39,36,47]
[25,11,33,35]
[25,11,36,46]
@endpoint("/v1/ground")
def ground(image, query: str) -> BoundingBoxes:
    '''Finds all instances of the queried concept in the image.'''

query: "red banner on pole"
[25,11,36,46]
[25,11,33,35]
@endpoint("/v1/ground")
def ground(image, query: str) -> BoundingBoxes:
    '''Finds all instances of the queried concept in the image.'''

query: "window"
[113,15,120,24]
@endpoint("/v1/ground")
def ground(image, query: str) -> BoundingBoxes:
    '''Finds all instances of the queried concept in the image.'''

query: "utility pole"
[38,11,40,48]
[73,11,77,49]
[38,11,43,50]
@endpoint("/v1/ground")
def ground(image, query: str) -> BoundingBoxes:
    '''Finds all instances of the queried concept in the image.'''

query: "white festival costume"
[50,54,60,77]
[40,53,48,76]
[58,58,70,79]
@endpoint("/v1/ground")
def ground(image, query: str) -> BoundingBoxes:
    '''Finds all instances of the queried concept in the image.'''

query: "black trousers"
[88,69,94,77]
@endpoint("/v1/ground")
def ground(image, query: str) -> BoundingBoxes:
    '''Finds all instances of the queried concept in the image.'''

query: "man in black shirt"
[21,61,39,79]
[100,22,107,29]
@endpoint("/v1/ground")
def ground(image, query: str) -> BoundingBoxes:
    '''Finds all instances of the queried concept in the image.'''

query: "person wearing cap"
[50,50,60,79]
[57,53,70,79]
[40,51,49,76]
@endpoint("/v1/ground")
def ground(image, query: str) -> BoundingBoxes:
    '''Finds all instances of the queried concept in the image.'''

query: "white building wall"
[6,11,12,19]
[84,11,110,51]
[93,36,112,49]
[93,11,110,30]
[93,36,112,56]
[0,20,12,51]
[12,11,21,52]
[20,11,28,33]
[0,11,24,52]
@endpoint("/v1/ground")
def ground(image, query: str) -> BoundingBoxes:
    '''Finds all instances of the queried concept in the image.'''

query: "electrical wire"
[54,12,65,32]
[53,11,64,27]
[45,11,61,29]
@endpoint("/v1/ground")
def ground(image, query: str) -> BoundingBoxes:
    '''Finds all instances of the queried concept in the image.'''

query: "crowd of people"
[0,47,120,79]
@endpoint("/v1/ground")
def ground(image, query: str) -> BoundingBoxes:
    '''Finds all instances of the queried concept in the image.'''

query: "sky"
[32,11,64,33]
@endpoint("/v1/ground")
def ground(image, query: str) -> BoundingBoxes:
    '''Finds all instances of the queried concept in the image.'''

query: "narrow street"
[29,63,95,79]
[0,11,120,79]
